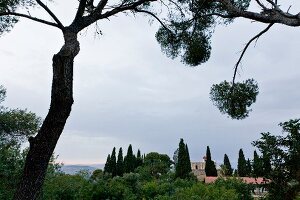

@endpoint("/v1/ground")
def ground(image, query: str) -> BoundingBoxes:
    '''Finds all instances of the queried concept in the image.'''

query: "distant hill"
[61,164,104,175]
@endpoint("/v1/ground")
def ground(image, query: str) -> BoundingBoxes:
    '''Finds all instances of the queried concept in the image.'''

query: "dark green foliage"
[124,144,136,173]
[214,178,254,200]
[136,149,143,168]
[0,86,41,142]
[116,147,124,177]
[185,144,191,173]
[143,152,172,178]
[104,154,111,173]
[210,79,259,119]
[246,158,252,176]
[42,174,90,200]
[0,0,36,35]
[253,119,300,200]
[205,146,217,176]
[237,149,247,177]
[262,152,271,178]
[156,0,250,67]
[175,139,192,179]
[110,147,117,177]
[0,141,24,199]
[223,154,233,176]
[252,150,263,177]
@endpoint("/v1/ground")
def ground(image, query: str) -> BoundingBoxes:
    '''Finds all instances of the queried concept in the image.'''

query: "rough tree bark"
[13,29,80,200]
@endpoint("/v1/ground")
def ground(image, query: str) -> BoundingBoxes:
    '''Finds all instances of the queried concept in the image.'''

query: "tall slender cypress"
[262,152,271,178]
[124,144,136,173]
[136,149,143,168]
[205,146,217,176]
[116,147,124,176]
[246,158,252,177]
[253,150,263,177]
[110,147,117,177]
[175,138,191,178]
[237,148,247,177]
[223,154,233,176]
[104,154,111,173]
[185,144,192,173]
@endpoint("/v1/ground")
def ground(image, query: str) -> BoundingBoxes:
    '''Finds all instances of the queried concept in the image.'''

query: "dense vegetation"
[1,86,300,199]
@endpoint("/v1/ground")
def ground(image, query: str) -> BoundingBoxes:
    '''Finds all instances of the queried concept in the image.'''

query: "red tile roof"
[205,176,270,184]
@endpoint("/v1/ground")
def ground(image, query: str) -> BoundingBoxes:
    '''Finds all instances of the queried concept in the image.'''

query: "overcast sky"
[1,1,300,167]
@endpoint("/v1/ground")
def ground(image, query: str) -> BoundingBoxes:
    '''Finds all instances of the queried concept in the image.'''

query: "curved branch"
[36,0,64,28]
[0,12,61,29]
[232,23,274,85]
[134,8,173,33]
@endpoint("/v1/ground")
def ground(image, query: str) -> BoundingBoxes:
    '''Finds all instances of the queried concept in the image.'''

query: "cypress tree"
[252,150,263,177]
[116,147,124,176]
[205,146,218,176]
[237,148,247,177]
[185,144,192,174]
[104,154,111,173]
[175,138,191,178]
[262,152,271,178]
[124,144,136,173]
[136,149,143,168]
[246,158,252,177]
[223,154,233,176]
[110,147,117,177]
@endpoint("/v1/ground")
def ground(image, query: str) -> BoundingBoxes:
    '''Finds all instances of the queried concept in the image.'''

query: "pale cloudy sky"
[1,1,300,167]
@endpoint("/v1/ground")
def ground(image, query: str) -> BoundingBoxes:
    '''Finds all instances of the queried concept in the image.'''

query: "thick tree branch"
[255,0,267,10]
[36,0,63,28]
[232,23,274,85]
[74,0,88,21]
[71,0,156,32]
[0,12,61,29]
[216,0,300,26]
[96,0,109,13]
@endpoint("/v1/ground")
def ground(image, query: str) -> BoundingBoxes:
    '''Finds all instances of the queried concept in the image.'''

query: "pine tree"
[124,144,136,173]
[104,154,111,173]
[205,146,218,176]
[110,147,117,177]
[237,149,247,177]
[223,154,233,176]
[116,147,124,176]
[175,138,191,178]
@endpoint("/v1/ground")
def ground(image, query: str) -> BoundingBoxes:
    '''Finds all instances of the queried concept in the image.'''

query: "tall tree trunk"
[13,30,80,200]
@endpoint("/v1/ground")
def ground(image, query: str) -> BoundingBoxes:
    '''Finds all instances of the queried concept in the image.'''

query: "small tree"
[205,146,217,177]
[223,154,233,176]
[237,149,247,177]
[110,147,117,177]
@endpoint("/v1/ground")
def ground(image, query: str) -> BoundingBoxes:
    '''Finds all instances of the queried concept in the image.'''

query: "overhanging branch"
[232,23,274,85]
[0,12,61,29]
[134,8,173,33]
[36,0,63,28]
